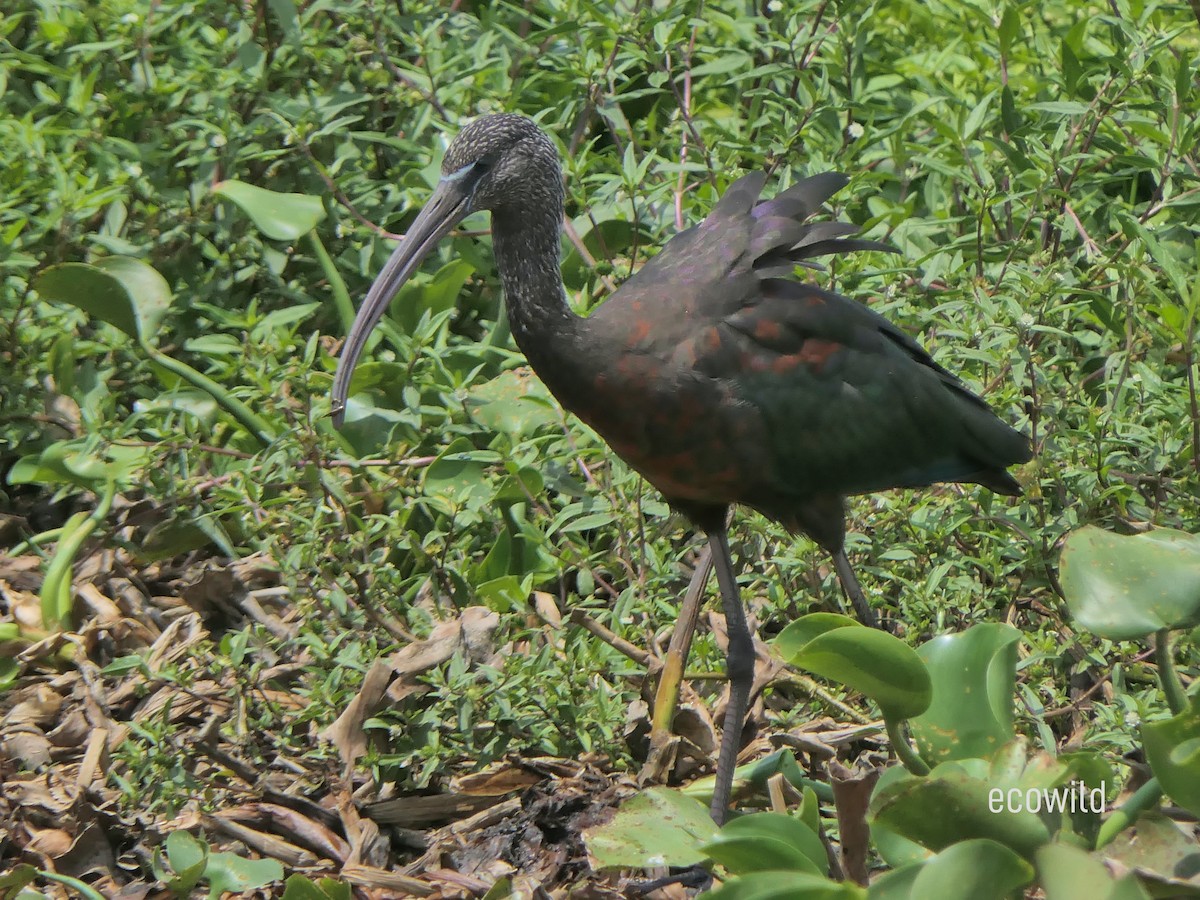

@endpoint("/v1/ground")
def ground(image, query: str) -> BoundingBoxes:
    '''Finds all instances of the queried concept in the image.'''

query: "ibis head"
[331,115,561,425]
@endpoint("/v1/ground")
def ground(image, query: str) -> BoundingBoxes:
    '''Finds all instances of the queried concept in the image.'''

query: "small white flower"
[846,121,864,140]
[211,133,227,147]
[767,0,782,10]
[121,12,139,24]
[125,162,142,177]
[1018,312,1035,328]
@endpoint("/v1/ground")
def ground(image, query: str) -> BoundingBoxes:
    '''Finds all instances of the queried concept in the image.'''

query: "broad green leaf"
[1101,815,1200,897]
[97,256,171,337]
[871,769,1050,857]
[466,369,559,438]
[1060,526,1200,639]
[1142,697,1200,817]
[34,262,135,337]
[910,839,1033,900]
[1036,842,1152,900]
[869,766,934,869]
[424,438,501,510]
[910,624,1020,763]
[165,831,208,896]
[33,260,166,341]
[203,851,284,898]
[281,874,354,900]
[773,613,859,659]
[703,812,827,875]
[868,863,922,899]
[775,617,931,720]
[582,787,717,869]
[706,871,864,900]
[214,180,324,240]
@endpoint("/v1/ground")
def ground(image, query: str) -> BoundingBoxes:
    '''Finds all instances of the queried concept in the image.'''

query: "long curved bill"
[331,177,473,427]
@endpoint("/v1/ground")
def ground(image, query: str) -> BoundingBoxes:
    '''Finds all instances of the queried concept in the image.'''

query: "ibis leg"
[708,527,754,825]
[833,548,880,630]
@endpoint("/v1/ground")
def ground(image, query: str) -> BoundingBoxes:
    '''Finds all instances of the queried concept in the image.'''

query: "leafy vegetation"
[2,0,1198,895]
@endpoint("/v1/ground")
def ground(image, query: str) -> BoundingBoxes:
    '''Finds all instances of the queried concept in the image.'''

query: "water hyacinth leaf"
[281,874,354,900]
[909,839,1034,900]
[867,863,922,900]
[582,787,716,869]
[1035,842,1152,900]
[775,617,931,720]
[1142,697,1200,817]
[214,180,324,240]
[706,871,864,900]
[773,613,859,660]
[703,812,827,875]
[203,850,284,897]
[1101,815,1200,897]
[1059,526,1200,639]
[910,624,1021,763]
[869,766,934,869]
[424,438,502,509]
[870,768,1050,857]
[466,369,559,437]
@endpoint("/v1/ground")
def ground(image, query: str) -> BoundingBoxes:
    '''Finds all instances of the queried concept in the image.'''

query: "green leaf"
[998,6,1020,58]
[1036,842,1152,900]
[466,369,559,438]
[1142,697,1200,817]
[773,613,859,658]
[203,851,284,898]
[910,624,1020,763]
[867,863,923,900]
[869,766,934,869]
[1059,526,1200,639]
[97,256,172,336]
[909,839,1034,900]
[214,180,324,240]
[34,262,136,338]
[703,813,827,875]
[774,616,931,720]
[165,831,208,896]
[582,787,717,869]
[8,439,149,491]
[870,769,1050,857]
[1101,814,1200,897]
[706,871,864,900]
[281,874,353,900]
[390,258,475,333]
[423,438,501,510]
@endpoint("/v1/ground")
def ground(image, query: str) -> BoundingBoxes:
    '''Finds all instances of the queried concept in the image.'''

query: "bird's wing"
[682,278,1030,501]
[606,172,895,340]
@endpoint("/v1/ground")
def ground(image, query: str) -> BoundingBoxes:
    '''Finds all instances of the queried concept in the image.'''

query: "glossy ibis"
[331,114,1031,824]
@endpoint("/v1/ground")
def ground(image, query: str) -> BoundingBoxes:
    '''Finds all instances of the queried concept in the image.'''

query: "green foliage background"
[3,0,1198,812]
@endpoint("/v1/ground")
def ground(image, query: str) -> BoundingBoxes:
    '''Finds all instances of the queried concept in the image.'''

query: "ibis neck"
[491,206,591,404]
